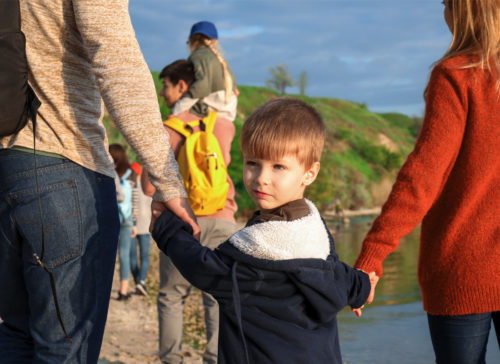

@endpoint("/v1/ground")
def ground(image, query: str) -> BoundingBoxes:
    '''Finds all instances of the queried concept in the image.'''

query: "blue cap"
[189,21,218,39]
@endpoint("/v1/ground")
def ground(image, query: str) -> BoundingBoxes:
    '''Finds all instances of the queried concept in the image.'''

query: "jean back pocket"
[7,180,83,268]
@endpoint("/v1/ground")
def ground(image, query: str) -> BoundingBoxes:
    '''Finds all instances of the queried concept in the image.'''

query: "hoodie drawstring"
[231,262,250,364]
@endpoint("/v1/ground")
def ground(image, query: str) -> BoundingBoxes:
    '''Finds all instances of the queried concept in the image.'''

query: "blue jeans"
[118,220,133,282]
[428,312,500,364]
[130,234,151,284]
[0,149,120,363]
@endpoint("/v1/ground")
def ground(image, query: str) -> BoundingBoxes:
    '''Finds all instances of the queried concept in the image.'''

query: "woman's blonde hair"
[440,0,500,87]
[189,34,234,103]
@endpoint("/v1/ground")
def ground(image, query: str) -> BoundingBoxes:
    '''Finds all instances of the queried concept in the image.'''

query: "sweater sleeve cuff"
[153,186,187,203]
[354,242,389,278]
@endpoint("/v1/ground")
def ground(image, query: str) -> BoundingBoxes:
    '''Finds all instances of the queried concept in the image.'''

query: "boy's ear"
[178,79,189,94]
[303,161,320,186]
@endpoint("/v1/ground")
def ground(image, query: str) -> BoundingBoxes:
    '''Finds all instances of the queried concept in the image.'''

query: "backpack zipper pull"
[206,152,218,169]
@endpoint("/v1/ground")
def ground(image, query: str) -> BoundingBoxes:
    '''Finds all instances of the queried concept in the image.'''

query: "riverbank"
[99,243,205,364]
[324,207,381,218]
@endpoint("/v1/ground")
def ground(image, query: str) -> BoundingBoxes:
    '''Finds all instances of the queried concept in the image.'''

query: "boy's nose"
[256,168,271,185]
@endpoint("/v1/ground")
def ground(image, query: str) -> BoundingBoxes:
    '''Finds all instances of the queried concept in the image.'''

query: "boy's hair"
[241,98,326,168]
[109,143,130,177]
[440,0,500,89]
[159,59,195,86]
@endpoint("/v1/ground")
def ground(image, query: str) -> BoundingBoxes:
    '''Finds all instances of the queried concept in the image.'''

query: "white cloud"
[219,26,264,39]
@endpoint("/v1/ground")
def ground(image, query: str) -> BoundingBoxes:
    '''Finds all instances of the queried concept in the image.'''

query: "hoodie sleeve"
[335,261,371,309]
[152,210,232,294]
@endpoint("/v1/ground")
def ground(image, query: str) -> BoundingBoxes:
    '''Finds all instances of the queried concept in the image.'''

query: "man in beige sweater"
[0,1,198,363]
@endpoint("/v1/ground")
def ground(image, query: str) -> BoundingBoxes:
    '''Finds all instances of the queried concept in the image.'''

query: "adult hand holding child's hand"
[150,197,201,240]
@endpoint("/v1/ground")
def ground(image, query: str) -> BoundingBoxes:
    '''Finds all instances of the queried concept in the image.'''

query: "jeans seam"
[4,161,77,185]
[6,180,77,200]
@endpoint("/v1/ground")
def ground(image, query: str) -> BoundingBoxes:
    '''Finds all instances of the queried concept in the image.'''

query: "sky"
[129,0,452,117]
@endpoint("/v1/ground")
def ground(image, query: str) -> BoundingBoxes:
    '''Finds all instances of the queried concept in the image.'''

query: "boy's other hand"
[150,198,201,240]
[351,306,364,318]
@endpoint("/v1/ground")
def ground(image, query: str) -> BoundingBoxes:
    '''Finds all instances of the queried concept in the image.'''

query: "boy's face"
[243,154,320,212]
[160,78,185,109]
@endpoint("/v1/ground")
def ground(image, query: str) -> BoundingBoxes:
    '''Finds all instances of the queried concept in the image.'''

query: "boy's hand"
[150,197,201,240]
[131,226,137,238]
[366,271,379,304]
[351,305,365,318]
[351,271,379,317]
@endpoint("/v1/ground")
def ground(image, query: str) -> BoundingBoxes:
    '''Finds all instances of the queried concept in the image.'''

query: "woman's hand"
[351,271,379,317]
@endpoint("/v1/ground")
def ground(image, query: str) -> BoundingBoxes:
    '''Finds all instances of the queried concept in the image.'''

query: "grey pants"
[158,218,237,364]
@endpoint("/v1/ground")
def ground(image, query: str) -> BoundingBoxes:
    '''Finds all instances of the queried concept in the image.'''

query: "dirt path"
[99,243,205,364]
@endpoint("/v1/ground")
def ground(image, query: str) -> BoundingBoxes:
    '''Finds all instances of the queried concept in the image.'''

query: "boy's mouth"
[254,190,269,198]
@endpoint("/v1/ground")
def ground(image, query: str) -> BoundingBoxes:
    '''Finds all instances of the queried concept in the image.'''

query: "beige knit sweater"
[0,0,186,202]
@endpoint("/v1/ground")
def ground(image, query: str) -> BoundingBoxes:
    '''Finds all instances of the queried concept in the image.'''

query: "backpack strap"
[204,111,218,134]
[164,113,218,137]
[163,116,191,138]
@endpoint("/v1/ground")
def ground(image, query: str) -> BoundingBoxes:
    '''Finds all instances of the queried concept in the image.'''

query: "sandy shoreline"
[99,243,204,364]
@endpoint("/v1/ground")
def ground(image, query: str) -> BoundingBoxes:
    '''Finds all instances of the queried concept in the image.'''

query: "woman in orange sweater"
[354,1,500,363]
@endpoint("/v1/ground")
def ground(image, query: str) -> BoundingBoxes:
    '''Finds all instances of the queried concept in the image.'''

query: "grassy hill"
[104,73,420,217]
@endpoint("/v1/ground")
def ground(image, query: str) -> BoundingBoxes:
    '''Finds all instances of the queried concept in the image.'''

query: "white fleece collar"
[229,199,330,261]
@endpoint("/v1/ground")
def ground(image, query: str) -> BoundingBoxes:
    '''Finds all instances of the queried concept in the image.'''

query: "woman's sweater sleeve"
[72,1,186,202]
[354,63,467,276]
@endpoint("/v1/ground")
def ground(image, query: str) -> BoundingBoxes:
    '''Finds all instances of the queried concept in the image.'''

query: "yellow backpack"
[164,112,229,216]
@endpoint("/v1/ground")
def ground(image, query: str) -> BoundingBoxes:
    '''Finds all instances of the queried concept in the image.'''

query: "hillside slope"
[104,74,420,216]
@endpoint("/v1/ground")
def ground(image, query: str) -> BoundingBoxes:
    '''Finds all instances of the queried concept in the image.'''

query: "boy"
[142,59,238,364]
[152,98,372,364]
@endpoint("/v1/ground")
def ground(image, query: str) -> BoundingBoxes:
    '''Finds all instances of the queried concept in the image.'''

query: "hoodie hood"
[217,200,357,324]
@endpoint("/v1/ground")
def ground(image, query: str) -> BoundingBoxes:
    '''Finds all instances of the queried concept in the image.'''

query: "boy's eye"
[273,164,286,170]
[245,160,257,167]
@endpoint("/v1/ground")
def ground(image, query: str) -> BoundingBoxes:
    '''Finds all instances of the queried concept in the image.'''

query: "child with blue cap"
[171,21,238,122]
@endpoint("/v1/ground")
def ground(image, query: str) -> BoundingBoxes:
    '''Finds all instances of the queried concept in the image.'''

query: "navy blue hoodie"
[153,200,370,364]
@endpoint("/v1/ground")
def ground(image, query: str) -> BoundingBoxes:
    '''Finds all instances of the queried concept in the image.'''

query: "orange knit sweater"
[354,55,500,315]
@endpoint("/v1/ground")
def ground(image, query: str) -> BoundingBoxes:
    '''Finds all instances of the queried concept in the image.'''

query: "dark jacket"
[153,200,370,364]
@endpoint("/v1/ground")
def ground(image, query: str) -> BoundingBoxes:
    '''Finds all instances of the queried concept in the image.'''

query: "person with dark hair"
[143,59,238,364]
[159,60,195,88]
[129,162,152,296]
[109,144,137,301]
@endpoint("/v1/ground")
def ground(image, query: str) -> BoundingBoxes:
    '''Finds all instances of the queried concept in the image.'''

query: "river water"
[329,216,500,364]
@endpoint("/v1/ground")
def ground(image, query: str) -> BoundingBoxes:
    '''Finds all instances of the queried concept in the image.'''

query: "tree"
[266,64,294,94]
[298,71,308,96]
